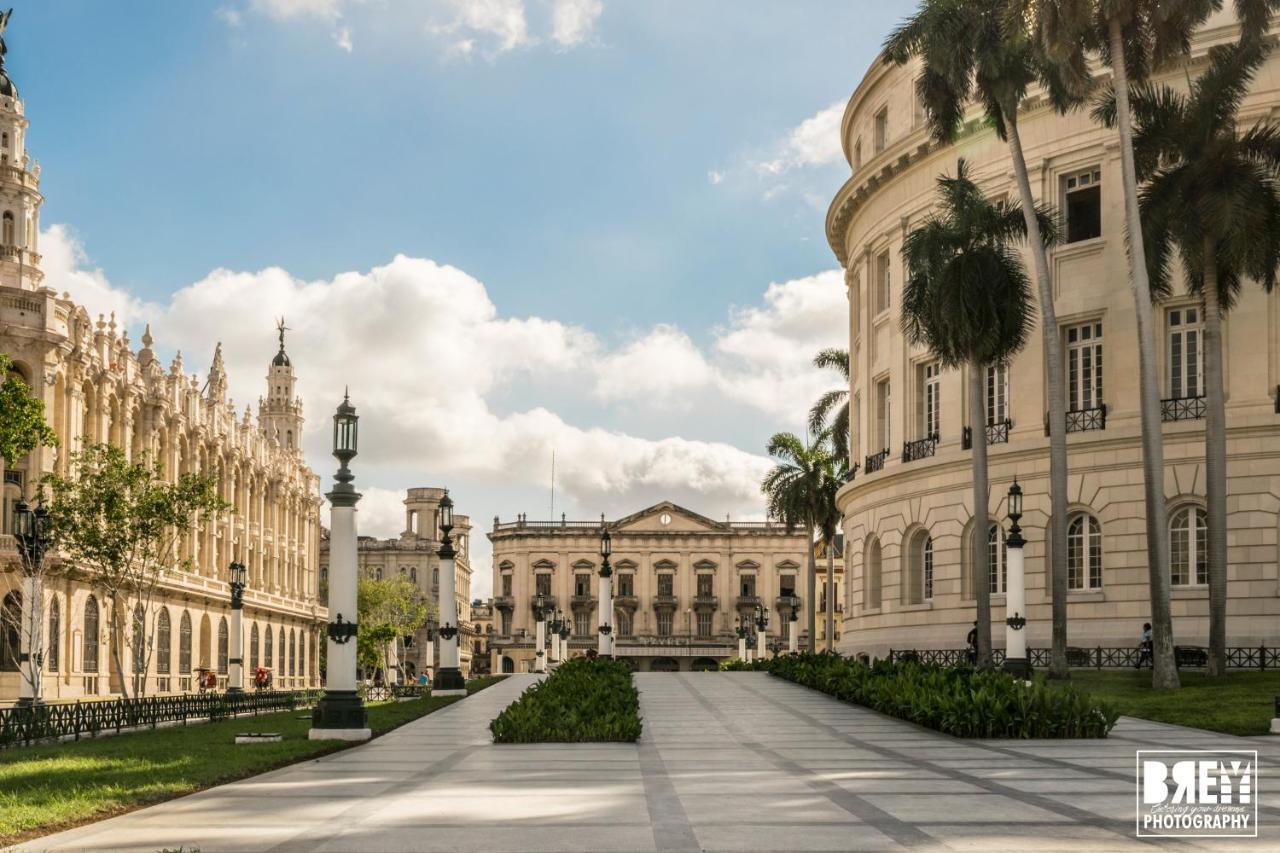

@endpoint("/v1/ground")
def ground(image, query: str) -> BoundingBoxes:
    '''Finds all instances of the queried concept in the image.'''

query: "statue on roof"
[0,10,13,66]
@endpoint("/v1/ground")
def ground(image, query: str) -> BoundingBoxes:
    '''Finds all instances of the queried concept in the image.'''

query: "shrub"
[739,652,1119,739]
[489,658,642,743]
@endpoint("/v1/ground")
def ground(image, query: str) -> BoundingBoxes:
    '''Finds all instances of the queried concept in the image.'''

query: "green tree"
[0,354,56,467]
[762,431,837,652]
[44,444,226,699]
[885,0,1075,679]
[357,575,432,682]
[900,159,1049,668]
[1103,38,1280,674]
[808,348,851,468]
[814,455,847,652]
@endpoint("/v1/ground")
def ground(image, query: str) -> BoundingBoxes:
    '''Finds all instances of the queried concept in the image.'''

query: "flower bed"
[489,658,642,743]
[726,653,1119,738]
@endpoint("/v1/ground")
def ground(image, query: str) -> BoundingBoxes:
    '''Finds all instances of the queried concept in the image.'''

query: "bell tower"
[259,318,304,452]
[0,10,43,293]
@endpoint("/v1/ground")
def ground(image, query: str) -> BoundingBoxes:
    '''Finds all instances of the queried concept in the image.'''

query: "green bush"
[489,658,642,743]
[737,652,1119,738]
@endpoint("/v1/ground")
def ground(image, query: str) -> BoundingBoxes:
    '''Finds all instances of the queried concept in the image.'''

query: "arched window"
[47,596,60,673]
[84,595,100,673]
[265,624,274,669]
[2,211,14,246]
[988,524,1007,595]
[1170,505,1208,586]
[864,537,882,609]
[278,627,285,675]
[250,623,260,670]
[1067,513,1103,590]
[432,567,439,586]
[289,630,296,677]
[217,617,229,674]
[922,535,934,601]
[299,632,307,680]
[178,610,192,674]
[132,604,146,674]
[0,591,20,672]
[904,531,933,605]
[156,608,171,675]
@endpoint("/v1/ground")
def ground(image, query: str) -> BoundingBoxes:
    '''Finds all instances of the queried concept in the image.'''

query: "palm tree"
[762,431,837,652]
[809,348,852,469]
[900,159,1049,668]
[816,457,848,652]
[1106,38,1280,674]
[885,0,1074,678]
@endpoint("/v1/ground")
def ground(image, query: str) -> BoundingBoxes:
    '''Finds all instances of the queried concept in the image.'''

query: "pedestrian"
[1136,622,1153,669]
[966,621,978,665]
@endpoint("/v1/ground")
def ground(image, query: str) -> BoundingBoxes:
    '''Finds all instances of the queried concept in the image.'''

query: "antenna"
[549,450,556,520]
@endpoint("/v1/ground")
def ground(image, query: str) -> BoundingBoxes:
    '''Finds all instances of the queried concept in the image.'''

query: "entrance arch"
[650,657,679,672]
[691,657,718,672]
[501,656,515,673]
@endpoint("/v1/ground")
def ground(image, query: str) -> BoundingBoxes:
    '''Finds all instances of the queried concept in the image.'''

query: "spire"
[0,10,18,98]
[207,341,227,402]
[273,317,291,367]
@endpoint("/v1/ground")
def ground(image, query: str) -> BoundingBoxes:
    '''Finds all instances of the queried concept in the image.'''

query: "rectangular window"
[657,611,673,637]
[1167,307,1203,399]
[874,106,889,153]
[574,611,590,636]
[574,573,591,596]
[850,272,861,336]
[500,611,511,634]
[780,577,795,598]
[501,574,512,597]
[916,361,941,438]
[535,573,551,596]
[986,363,1009,425]
[875,378,891,450]
[1065,322,1104,411]
[740,575,756,598]
[657,574,673,597]
[696,611,713,638]
[874,251,891,314]
[696,574,713,597]
[1064,168,1102,243]
[617,574,633,596]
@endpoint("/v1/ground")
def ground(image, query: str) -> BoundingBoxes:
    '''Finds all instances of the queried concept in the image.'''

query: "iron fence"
[902,434,939,463]
[889,645,1278,670]
[360,684,429,703]
[864,449,890,474]
[1161,396,1206,422]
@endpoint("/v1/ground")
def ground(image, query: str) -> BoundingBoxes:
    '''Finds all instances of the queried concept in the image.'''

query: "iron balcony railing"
[570,594,597,609]
[889,644,1280,670]
[842,464,859,484]
[864,449,890,473]
[1161,395,1206,422]
[902,433,939,463]
[776,595,801,612]
[735,594,761,609]
[1047,404,1107,435]
[962,419,1012,449]
[652,594,679,610]
[692,594,719,610]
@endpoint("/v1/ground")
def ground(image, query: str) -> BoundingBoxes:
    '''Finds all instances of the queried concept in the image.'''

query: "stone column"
[434,508,466,695]
[228,582,244,694]
[756,627,767,661]
[788,614,798,654]
[737,634,747,661]
[534,615,547,674]
[1002,519,1030,679]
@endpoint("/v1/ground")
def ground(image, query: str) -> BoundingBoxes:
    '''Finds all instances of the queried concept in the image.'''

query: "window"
[617,610,633,637]
[917,361,941,438]
[875,378,891,450]
[1167,307,1203,399]
[988,524,1007,595]
[574,573,591,596]
[1066,322,1104,411]
[535,574,551,596]
[501,574,512,597]
[574,611,590,636]
[1170,505,1208,586]
[864,537,882,609]
[1064,167,1101,242]
[657,610,673,637]
[874,106,889,153]
[854,137,862,171]
[922,536,934,601]
[913,78,926,128]
[178,610,191,674]
[739,575,756,598]
[904,531,933,604]
[132,604,146,674]
[2,211,13,246]
[217,618,229,674]
[987,363,1009,426]
[0,592,18,672]
[779,576,795,598]
[250,623,260,670]
[696,574,713,597]
[852,393,861,461]
[874,251,891,314]
[264,623,273,669]
[500,611,511,635]
[47,596,60,673]
[278,628,285,676]
[617,574,634,597]
[658,574,674,597]
[156,608,171,675]
[1067,514,1103,590]
[432,567,439,586]
[85,595,100,673]
[697,611,713,638]
[289,630,297,677]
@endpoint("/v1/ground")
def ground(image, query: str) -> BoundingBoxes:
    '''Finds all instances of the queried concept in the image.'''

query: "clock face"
[659,512,672,526]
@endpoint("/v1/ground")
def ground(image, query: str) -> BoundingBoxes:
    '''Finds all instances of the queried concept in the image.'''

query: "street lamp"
[597,526,614,659]
[227,561,247,694]
[787,603,799,655]
[558,617,571,662]
[13,499,52,707]
[311,391,370,741]
[533,593,548,674]
[434,493,467,694]
[547,607,563,665]
[1002,479,1031,679]
[753,603,769,662]
[735,614,749,661]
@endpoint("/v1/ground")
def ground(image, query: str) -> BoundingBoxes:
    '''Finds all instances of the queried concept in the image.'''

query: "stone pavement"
[11,672,1280,852]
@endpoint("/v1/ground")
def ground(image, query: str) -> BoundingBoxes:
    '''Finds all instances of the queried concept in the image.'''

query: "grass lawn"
[1071,670,1280,736]
[0,676,506,848]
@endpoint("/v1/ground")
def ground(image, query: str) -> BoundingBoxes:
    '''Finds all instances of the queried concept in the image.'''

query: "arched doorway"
[650,657,679,672]
[501,656,515,673]
[691,657,718,672]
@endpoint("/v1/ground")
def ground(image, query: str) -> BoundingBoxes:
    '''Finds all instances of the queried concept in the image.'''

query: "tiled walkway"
[12,673,1280,852]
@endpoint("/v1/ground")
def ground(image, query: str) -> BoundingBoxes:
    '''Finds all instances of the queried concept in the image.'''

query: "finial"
[276,316,289,351]
[0,9,13,68]
[344,385,349,403]
[141,323,153,349]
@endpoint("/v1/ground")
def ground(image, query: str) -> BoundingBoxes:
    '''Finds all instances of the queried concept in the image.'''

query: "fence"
[888,645,1280,670]
[359,684,429,703]
[0,688,324,749]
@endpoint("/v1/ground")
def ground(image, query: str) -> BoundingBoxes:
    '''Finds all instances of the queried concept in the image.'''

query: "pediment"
[498,560,514,571]
[693,559,718,571]
[531,558,557,570]
[615,558,638,571]
[612,501,727,533]
[653,558,679,571]
[735,559,761,571]
[571,559,596,570]
[775,559,801,571]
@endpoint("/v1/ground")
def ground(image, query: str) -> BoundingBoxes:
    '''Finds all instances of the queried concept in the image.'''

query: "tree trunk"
[806,522,817,652]
[1109,17,1179,690]
[825,543,835,653]
[971,364,993,669]
[1202,248,1228,676]
[109,593,130,701]
[1004,115,1070,680]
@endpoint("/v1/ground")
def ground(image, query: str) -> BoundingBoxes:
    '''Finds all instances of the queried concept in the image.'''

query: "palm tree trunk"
[1003,115,1070,680]
[1109,17,1180,690]
[970,364,992,669]
[806,522,817,652]
[825,544,835,653]
[1202,246,1228,676]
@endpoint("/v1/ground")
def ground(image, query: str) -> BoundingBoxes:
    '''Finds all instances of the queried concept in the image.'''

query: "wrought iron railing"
[1047,405,1107,434]
[360,684,428,703]
[864,449,890,473]
[962,419,1012,450]
[889,644,1279,670]
[1161,396,1206,422]
[0,688,323,750]
[902,433,939,463]
[842,464,859,484]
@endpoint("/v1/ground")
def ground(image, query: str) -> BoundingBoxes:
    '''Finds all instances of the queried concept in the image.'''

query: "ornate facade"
[826,9,1280,660]
[0,30,324,699]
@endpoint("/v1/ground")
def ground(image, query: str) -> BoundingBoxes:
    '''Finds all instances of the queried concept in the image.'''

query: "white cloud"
[549,0,603,47]
[39,225,148,328]
[708,170,724,185]
[217,7,245,27]
[757,101,846,176]
[594,325,713,403]
[249,0,344,21]
[429,0,531,57]
[333,26,353,52]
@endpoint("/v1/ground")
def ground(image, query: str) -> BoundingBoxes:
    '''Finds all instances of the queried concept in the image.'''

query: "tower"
[259,319,303,451]
[0,10,43,293]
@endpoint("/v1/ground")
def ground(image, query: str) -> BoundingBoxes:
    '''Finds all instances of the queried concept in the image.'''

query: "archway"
[691,657,718,672]
[650,657,679,673]
[501,656,515,674]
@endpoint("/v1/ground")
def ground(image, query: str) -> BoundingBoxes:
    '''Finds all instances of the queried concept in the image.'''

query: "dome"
[272,348,291,367]
[0,70,16,99]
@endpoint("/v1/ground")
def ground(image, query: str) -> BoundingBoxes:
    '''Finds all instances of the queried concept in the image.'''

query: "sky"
[13,0,912,596]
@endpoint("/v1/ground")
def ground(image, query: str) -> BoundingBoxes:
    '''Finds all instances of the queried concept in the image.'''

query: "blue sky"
[14,0,912,592]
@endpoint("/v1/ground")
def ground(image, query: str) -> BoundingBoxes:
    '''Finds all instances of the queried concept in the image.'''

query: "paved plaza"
[12,673,1280,852]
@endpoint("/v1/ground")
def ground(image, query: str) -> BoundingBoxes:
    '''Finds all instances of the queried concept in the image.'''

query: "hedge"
[489,658,642,743]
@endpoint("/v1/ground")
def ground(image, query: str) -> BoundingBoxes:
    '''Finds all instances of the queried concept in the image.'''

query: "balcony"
[652,594,679,610]
[570,594,597,609]
[841,464,859,484]
[902,433,939,463]
[735,594,761,609]
[864,449,890,473]
[776,595,801,612]
[692,594,718,610]
[530,594,557,611]
[1161,396,1205,422]
[1049,405,1107,434]
[962,419,1011,449]
[614,594,639,610]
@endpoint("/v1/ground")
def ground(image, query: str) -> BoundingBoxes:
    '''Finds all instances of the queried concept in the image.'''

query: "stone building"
[468,599,493,676]
[826,8,1280,660]
[488,501,815,673]
[319,487,475,680]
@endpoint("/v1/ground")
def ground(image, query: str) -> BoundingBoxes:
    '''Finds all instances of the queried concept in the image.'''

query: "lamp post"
[227,561,247,694]
[311,392,370,741]
[533,594,547,674]
[735,615,748,661]
[597,527,614,659]
[12,499,51,708]
[547,608,563,665]
[754,603,769,662]
[787,604,799,655]
[434,493,467,695]
[1002,480,1031,679]
[558,618,571,663]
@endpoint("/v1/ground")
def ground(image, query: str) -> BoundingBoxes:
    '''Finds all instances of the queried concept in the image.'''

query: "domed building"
[826,9,1280,660]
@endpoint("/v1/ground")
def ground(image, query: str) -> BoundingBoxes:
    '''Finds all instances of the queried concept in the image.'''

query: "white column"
[1004,541,1027,673]
[227,605,244,693]
[386,638,400,685]
[436,552,466,693]
[598,573,613,658]
[534,617,547,673]
[737,635,747,661]
[788,618,798,654]
[309,493,369,740]
[756,627,767,661]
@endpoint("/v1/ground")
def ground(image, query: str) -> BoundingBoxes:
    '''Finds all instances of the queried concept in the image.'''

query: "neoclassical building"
[0,27,325,699]
[827,9,1280,660]
[488,502,814,673]
[319,487,475,679]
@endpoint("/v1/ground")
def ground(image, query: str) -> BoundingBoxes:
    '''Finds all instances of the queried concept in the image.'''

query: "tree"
[814,455,847,652]
[900,159,1049,668]
[808,348,852,468]
[357,575,432,683]
[885,0,1075,678]
[44,444,225,699]
[1105,38,1280,674]
[762,431,837,652]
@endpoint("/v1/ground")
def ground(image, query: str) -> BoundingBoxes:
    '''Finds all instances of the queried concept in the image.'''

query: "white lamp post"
[736,615,748,661]
[754,604,769,661]
[434,493,467,695]
[1002,480,1031,679]
[788,604,798,654]
[311,391,370,741]
[533,595,547,674]
[227,561,247,694]
[597,527,614,658]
